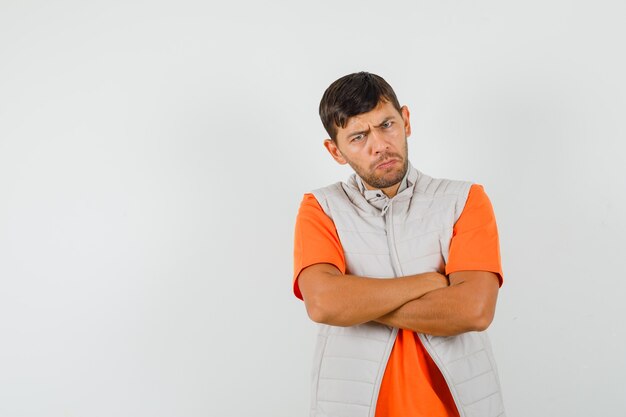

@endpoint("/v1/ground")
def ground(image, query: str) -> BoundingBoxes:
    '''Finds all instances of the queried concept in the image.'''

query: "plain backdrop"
[1,1,625,416]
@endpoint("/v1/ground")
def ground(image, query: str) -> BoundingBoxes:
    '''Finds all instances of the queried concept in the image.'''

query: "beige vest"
[309,166,505,417]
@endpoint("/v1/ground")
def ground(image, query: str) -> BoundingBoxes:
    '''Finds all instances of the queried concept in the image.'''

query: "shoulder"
[459,184,495,226]
[309,181,362,218]
[463,184,496,214]
[310,182,345,208]
[413,171,474,220]
[297,193,325,220]
[414,170,473,198]
[299,193,322,209]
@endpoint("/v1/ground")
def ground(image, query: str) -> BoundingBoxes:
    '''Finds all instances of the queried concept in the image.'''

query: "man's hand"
[374,270,500,336]
[297,264,449,327]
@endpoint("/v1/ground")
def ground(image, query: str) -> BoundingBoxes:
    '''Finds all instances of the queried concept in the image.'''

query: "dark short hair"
[319,72,402,140]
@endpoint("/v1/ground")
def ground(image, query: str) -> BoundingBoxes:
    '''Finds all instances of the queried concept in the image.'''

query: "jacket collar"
[348,162,418,210]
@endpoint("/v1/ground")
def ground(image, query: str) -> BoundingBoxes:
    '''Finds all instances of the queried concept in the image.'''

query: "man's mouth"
[375,159,399,170]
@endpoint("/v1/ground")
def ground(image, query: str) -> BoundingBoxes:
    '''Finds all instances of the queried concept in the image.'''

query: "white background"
[1,1,625,416]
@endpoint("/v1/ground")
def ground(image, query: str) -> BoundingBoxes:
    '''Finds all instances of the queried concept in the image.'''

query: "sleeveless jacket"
[308,165,505,417]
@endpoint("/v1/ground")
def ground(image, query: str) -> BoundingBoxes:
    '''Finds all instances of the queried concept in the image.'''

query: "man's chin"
[363,172,405,190]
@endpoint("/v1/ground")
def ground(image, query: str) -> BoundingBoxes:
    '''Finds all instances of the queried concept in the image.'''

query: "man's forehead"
[342,101,399,129]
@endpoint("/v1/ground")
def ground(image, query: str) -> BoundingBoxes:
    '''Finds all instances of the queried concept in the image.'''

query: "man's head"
[319,72,412,197]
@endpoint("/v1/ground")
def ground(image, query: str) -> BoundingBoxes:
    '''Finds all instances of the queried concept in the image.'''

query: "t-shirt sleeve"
[293,193,346,300]
[445,184,504,286]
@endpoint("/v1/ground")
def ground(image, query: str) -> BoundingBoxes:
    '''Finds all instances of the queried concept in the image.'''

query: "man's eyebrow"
[346,128,369,138]
[345,115,398,138]
[376,115,397,126]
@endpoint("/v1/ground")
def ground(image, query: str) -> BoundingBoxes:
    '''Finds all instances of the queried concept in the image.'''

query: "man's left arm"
[374,270,499,336]
[375,184,503,336]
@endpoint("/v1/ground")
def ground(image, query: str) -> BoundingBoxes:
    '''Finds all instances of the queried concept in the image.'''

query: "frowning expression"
[324,100,411,197]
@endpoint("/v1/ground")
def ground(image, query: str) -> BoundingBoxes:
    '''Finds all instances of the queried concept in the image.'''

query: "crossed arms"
[298,263,500,337]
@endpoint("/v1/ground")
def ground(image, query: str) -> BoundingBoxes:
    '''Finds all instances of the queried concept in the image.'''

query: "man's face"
[324,100,411,196]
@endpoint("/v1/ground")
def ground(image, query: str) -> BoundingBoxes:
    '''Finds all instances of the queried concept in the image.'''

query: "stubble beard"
[348,149,409,190]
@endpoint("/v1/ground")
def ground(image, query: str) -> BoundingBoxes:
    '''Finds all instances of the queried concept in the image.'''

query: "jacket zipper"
[368,201,404,417]
[383,201,404,277]
[385,200,466,417]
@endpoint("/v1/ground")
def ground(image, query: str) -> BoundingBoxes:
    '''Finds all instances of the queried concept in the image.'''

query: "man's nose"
[369,130,388,154]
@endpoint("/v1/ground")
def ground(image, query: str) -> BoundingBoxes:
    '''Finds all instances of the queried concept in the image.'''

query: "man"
[293,72,505,417]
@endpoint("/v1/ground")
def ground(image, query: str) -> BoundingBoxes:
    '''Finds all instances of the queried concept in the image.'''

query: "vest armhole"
[454,181,474,223]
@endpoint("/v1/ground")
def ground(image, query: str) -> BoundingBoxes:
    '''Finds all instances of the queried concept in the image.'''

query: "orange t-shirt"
[293,184,503,417]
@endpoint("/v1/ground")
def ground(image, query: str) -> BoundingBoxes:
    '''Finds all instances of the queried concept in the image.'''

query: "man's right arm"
[298,263,448,327]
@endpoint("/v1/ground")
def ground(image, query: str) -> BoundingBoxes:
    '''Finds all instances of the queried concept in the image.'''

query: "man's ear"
[401,105,411,137]
[323,139,348,165]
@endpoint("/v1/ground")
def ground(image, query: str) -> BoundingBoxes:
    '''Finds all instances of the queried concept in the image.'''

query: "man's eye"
[382,121,392,128]
[351,134,364,142]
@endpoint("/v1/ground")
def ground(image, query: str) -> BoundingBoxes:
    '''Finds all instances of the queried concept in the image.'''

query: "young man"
[293,72,505,417]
